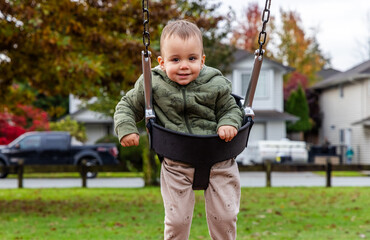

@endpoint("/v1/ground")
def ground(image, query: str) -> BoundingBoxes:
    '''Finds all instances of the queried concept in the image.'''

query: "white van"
[236,139,308,165]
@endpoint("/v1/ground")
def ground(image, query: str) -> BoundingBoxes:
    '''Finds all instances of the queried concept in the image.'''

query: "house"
[229,50,297,164]
[312,60,370,164]
[69,95,114,144]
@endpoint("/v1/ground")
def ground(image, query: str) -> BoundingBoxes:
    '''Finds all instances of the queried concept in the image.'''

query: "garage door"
[249,123,265,142]
[237,123,266,165]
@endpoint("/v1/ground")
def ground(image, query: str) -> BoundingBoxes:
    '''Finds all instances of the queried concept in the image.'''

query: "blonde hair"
[160,20,204,55]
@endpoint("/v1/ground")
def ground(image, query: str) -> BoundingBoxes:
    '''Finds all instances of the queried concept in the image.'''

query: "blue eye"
[172,58,179,62]
[189,57,196,61]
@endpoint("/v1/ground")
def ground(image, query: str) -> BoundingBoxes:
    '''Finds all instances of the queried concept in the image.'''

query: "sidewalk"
[0,177,145,189]
[239,172,370,187]
[1,173,370,189]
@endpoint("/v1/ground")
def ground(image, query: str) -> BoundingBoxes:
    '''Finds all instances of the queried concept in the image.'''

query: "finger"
[224,130,231,142]
[228,129,237,142]
[218,129,226,140]
[231,128,238,139]
[133,136,139,146]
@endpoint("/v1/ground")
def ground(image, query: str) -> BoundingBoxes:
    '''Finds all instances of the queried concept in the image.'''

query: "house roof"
[312,60,370,90]
[352,116,370,127]
[233,49,294,72]
[68,108,113,124]
[254,110,298,122]
[317,68,342,80]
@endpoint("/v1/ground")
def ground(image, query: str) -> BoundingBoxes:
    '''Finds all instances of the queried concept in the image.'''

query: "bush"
[49,116,87,142]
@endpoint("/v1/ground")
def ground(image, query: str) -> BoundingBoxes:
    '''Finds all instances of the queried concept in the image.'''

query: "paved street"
[1,172,370,189]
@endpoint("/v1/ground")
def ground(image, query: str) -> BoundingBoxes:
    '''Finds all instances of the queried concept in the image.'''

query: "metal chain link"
[142,0,150,57]
[257,0,271,55]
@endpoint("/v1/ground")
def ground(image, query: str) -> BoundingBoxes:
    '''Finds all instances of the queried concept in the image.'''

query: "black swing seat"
[147,116,253,190]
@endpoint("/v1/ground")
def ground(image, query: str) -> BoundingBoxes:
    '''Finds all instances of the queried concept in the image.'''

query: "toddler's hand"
[217,125,238,142]
[120,133,140,147]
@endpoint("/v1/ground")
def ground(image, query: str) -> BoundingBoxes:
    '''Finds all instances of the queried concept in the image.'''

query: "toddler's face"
[157,35,205,85]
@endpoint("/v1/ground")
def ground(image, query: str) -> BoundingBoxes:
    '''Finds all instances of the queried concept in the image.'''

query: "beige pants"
[160,158,241,240]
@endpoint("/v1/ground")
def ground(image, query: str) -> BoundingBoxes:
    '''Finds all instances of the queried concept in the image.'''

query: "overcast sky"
[218,0,370,72]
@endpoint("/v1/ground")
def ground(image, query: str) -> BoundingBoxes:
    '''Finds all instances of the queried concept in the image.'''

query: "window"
[339,129,345,144]
[44,135,69,150]
[339,84,344,98]
[19,136,41,149]
[241,71,269,99]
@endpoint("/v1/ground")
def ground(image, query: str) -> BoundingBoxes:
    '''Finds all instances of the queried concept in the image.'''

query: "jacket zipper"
[181,88,193,134]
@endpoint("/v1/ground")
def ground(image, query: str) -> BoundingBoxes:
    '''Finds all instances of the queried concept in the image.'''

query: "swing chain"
[257,0,271,56]
[142,0,150,57]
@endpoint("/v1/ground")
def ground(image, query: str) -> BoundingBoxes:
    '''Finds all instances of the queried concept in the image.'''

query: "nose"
[179,61,189,70]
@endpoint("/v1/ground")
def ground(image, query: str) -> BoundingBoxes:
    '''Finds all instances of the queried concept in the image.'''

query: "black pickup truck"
[0,131,119,178]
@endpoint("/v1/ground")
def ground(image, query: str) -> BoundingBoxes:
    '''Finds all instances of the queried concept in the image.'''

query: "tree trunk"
[142,138,159,186]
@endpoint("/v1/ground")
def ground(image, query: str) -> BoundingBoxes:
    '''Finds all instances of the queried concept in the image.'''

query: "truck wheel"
[79,158,99,179]
[0,160,9,179]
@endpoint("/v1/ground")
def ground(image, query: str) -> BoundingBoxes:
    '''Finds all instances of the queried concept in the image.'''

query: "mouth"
[177,73,191,77]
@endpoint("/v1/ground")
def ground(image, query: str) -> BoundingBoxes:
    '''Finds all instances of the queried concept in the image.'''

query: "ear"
[201,55,206,67]
[157,56,165,70]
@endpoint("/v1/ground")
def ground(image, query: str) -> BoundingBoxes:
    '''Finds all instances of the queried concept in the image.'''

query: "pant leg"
[204,159,241,240]
[160,158,195,240]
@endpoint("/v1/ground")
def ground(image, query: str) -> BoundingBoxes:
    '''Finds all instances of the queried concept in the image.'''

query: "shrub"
[49,116,87,143]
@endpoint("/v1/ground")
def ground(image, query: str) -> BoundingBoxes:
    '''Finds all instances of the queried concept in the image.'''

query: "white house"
[312,60,370,164]
[68,95,114,144]
[229,50,297,164]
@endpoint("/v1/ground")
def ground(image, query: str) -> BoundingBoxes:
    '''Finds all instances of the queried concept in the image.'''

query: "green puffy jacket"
[114,65,243,141]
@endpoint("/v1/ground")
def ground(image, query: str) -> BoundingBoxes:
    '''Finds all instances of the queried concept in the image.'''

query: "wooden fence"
[1,161,370,188]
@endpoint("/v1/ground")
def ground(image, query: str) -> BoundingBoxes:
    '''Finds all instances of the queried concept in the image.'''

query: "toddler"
[114,19,243,240]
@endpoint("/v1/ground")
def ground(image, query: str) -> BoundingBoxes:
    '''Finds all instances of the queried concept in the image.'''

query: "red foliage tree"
[12,104,50,131]
[230,2,275,58]
[0,105,49,144]
[231,3,261,52]
[284,71,309,100]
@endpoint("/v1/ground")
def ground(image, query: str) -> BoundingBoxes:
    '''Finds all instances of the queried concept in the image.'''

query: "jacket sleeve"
[215,77,243,131]
[114,75,145,141]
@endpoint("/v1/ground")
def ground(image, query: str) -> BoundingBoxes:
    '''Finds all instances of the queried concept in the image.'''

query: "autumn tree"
[1,0,235,115]
[0,0,179,107]
[230,2,275,58]
[0,105,49,144]
[283,71,308,100]
[276,10,328,85]
[175,0,236,73]
[89,0,236,116]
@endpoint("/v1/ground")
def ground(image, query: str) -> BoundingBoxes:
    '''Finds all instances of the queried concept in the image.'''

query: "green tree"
[33,93,69,121]
[285,85,312,133]
[175,0,236,73]
[0,0,178,104]
[49,116,87,143]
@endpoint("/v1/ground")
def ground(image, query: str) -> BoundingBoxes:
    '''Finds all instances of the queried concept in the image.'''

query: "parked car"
[236,138,308,165]
[0,131,119,179]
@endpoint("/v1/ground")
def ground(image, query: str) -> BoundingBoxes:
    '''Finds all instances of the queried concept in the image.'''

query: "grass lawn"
[0,187,369,240]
